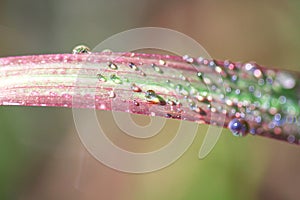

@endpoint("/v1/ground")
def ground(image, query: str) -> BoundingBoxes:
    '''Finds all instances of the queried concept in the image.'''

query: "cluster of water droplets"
[72,45,300,143]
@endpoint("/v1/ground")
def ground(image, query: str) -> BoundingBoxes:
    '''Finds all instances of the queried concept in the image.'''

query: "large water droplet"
[145,90,166,105]
[72,45,91,54]
[228,118,249,137]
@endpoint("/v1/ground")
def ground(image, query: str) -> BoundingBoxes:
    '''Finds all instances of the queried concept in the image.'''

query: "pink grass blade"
[0,52,299,145]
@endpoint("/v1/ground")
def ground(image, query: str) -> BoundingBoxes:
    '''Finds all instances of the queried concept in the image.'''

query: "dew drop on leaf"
[72,45,91,54]
[110,74,122,84]
[228,118,249,137]
[145,90,166,105]
[108,62,118,70]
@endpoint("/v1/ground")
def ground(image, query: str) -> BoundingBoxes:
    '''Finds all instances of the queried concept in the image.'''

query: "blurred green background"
[0,0,300,199]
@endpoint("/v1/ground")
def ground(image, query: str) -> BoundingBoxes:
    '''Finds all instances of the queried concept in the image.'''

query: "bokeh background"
[0,0,300,199]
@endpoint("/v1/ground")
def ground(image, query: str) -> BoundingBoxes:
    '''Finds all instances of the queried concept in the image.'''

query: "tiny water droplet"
[151,63,163,73]
[179,74,187,81]
[214,65,222,73]
[140,71,146,76]
[253,69,262,78]
[131,83,142,92]
[165,113,172,118]
[110,74,122,84]
[129,62,139,71]
[145,90,166,105]
[166,99,176,106]
[72,45,91,54]
[158,59,166,65]
[101,49,113,53]
[190,103,207,116]
[228,118,249,137]
[108,62,118,70]
[276,72,296,89]
[133,100,139,106]
[97,73,107,82]
[166,80,175,87]
[108,91,116,98]
[175,84,189,96]
[182,55,194,63]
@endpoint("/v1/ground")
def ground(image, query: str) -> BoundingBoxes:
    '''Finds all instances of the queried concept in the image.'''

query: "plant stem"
[0,52,299,145]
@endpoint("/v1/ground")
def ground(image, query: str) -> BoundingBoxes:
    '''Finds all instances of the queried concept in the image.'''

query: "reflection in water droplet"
[110,74,122,84]
[72,45,91,54]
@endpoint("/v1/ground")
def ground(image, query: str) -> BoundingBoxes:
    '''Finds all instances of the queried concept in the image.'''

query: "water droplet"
[244,63,255,71]
[97,73,107,82]
[158,59,166,65]
[166,80,175,87]
[287,135,296,143]
[279,96,287,104]
[228,118,249,137]
[253,69,262,78]
[231,75,238,82]
[215,66,222,73]
[129,62,138,71]
[108,91,116,98]
[166,99,176,106]
[197,72,203,80]
[101,49,113,53]
[165,113,172,118]
[110,74,122,84]
[195,93,205,102]
[72,45,91,54]
[190,103,206,116]
[151,63,163,73]
[145,90,166,105]
[133,100,139,106]
[203,77,212,85]
[182,55,194,63]
[131,83,142,92]
[108,62,118,70]
[276,72,296,89]
[175,84,189,96]
[179,74,187,81]
[140,71,146,76]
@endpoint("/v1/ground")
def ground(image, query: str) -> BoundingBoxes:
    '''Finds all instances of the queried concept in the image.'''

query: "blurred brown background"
[0,0,300,199]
